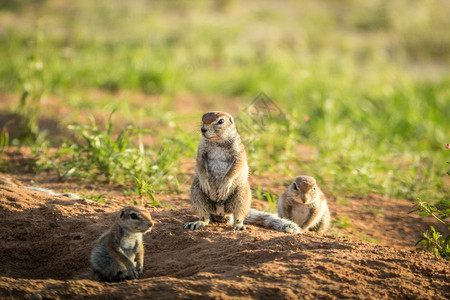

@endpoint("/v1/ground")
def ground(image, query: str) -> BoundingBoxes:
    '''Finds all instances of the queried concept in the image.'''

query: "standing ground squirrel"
[184,111,251,231]
[90,206,153,282]
[184,111,301,233]
[278,176,330,233]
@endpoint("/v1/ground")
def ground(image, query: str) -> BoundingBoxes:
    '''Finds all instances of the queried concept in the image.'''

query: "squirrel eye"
[292,183,297,191]
[217,118,225,125]
[130,213,138,219]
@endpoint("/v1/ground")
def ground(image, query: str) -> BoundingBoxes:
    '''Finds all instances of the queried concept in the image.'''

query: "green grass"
[254,185,278,212]
[0,0,448,202]
[49,112,149,183]
[80,192,107,203]
[0,127,9,171]
[332,215,355,230]
[44,112,182,194]
[358,232,381,245]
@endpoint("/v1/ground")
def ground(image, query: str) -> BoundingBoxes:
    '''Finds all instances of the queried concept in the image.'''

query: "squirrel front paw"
[199,177,211,195]
[233,221,246,231]
[118,264,139,281]
[136,265,143,277]
[184,220,210,230]
[282,222,302,234]
[216,181,232,200]
[127,265,139,279]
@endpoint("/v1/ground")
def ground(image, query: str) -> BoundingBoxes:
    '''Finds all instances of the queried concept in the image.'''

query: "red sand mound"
[0,182,449,299]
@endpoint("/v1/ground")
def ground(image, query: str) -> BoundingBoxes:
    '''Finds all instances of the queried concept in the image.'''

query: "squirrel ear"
[292,182,298,191]
[229,117,233,124]
[120,210,125,218]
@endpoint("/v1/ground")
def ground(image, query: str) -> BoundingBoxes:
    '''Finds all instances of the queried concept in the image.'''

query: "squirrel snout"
[201,128,207,133]
[142,220,154,233]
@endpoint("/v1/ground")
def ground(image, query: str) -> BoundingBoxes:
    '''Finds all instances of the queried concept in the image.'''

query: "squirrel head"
[286,176,319,204]
[200,111,237,143]
[117,206,154,233]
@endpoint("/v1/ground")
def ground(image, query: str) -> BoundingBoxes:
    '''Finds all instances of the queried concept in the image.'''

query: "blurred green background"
[0,0,448,201]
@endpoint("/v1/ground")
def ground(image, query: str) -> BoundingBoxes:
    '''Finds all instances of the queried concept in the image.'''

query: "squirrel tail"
[245,209,301,234]
[26,186,82,199]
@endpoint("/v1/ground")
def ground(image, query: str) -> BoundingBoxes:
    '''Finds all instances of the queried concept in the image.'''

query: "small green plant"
[147,137,183,193]
[358,232,381,244]
[254,185,278,211]
[335,196,350,206]
[447,159,450,176]
[1,126,10,150]
[14,24,49,146]
[80,192,107,203]
[134,176,159,207]
[409,198,450,260]
[0,126,9,171]
[332,215,355,230]
[362,205,385,217]
[15,91,42,143]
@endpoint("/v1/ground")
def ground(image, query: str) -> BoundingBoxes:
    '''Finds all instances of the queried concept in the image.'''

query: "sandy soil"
[0,176,449,299]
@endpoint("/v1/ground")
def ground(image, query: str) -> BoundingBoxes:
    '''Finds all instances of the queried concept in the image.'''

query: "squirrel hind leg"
[93,269,115,282]
[183,211,211,230]
[223,184,251,230]
[92,255,127,282]
[93,270,105,282]
[105,270,132,283]
[185,178,214,230]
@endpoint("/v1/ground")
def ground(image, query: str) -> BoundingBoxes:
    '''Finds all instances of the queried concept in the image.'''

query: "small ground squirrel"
[90,206,153,282]
[184,111,251,231]
[278,176,330,233]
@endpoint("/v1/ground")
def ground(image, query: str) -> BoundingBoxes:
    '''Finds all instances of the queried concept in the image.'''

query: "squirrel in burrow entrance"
[90,206,153,282]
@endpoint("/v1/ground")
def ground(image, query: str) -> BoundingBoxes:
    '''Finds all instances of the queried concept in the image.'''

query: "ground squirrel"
[184,111,251,231]
[184,111,300,233]
[90,206,153,282]
[278,176,330,233]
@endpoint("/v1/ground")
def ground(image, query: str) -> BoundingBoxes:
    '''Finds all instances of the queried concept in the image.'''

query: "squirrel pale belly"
[90,206,153,282]
[184,111,300,233]
[278,176,330,233]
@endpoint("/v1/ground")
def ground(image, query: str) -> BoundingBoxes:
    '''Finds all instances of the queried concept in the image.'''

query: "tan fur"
[245,208,301,233]
[184,111,251,230]
[90,206,153,282]
[277,176,330,232]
